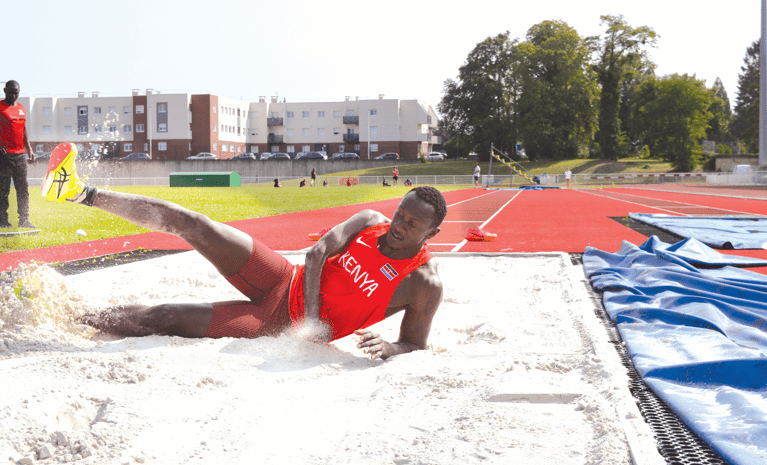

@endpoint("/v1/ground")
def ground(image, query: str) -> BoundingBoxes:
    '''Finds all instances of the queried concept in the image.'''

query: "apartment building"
[21,91,440,160]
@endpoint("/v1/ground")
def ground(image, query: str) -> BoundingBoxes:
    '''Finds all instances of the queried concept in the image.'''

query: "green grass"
[329,158,675,177]
[0,184,467,253]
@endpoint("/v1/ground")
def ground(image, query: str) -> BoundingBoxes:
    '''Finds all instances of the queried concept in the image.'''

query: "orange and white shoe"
[309,227,332,241]
[41,142,85,202]
[465,227,497,242]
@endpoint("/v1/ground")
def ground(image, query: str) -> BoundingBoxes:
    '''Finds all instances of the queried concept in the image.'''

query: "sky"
[7,0,761,114]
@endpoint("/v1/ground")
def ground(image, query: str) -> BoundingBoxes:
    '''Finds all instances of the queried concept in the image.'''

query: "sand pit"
[0,252,662,464]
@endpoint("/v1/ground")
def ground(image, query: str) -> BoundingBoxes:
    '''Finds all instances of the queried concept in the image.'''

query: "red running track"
[3,187,767,272]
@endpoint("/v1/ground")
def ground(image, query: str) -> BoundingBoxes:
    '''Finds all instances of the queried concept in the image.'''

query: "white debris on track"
[0,251,662,464]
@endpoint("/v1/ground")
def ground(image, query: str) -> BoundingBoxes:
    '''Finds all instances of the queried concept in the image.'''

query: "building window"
[136,124,145,132]
[302,111,310,118]
[64,126,73,134]
[78,107,87,115]
[354,144,360,151]
[94,107,101,114]
[64,107,72,116]
[123,106,131,114]
[213,105,216,113]
[318,128,325,136]
[287,129,294,136]
[250,129,257,136]
[287,145,295,152]
[237,109,241,116]
[213,124,216,132]
[43,126,51,134]
[157,103,167,113]
[370,126,378,135]
[334,128,341,135]
[370,109,377,116]
[339,145,345,152]
[158,123,167,132]
[124,143,132,151]
[158,142,167,151]
[371,143,379,152]
[346,110,354,116]
[109,126,117,133]
[144,143,148,151]
[136,105,144,114]
[222,144,228,152]
[124,125,132,133]
[302,128,310,136]
[43,107,51,115]
[249,112,257,119]
[287,111,294,119]
[213,143,217,150]
[36,144,44,152]
[109,106,116,114]
[94,126,102,133]
[78,126,87,134]
[318,111,325,118]
[334,111,341,118]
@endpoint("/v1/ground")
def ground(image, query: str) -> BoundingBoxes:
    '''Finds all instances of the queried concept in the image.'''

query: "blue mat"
[584,237,767,465]
[630,212,767,249]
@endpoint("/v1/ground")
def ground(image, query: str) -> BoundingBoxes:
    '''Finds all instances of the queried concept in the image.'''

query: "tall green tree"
[705,77,732,142]
[593,15,657,160]
[631,74,713,171]
[438,32,519,161]
[516,20,597,161]
[732,39,759,153]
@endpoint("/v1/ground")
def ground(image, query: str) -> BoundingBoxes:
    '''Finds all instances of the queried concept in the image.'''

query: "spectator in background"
[473,163,480,188]
[392,166,399,187]
[310,168,317,187]
[274,178,282,188]
[382,179,390,187]
[0,80,36,229]
[300,178,306,187]
[323,180,328,187]
[404,179,412,187]
[564,167,572,188]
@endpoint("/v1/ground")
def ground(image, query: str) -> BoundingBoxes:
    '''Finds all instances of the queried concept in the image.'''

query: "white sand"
[0,252,663,465]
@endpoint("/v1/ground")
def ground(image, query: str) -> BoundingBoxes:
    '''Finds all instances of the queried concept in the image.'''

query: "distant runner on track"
[43,143,446,360]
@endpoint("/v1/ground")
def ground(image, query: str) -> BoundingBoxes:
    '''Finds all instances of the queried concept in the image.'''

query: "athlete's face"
[385,193,440,252]
[4,84,19,105]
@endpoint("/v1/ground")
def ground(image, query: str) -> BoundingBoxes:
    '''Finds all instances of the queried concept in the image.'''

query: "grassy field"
[0,184,467,254]
[330,157,675,178]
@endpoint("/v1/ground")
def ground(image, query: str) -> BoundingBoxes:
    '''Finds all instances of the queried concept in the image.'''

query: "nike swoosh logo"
[356,237,372,248]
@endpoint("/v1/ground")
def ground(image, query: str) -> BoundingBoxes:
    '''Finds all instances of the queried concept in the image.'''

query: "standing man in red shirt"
[0,80,36,228]
[392,166,399,187]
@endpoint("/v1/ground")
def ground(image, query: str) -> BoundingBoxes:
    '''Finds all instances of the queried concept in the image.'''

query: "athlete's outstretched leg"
[87,190,252,276]
[80,303,214,338]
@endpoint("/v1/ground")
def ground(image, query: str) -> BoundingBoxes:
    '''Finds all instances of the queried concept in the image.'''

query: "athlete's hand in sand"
[355,329,387,360]
[297,317,332,343]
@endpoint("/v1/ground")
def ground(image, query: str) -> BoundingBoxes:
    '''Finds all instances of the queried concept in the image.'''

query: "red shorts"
[205,238,294,338]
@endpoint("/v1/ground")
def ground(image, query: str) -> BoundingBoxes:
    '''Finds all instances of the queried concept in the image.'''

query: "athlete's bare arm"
[355,260,443,360]
[301,209,389,340]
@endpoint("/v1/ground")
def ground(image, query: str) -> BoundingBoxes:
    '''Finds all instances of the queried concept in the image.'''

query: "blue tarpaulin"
[583,237,767,465]
[629,212,767,249]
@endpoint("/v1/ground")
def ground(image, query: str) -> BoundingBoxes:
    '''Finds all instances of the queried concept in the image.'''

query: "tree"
[593,15,657,160]
[630,74,713,171]
[438,32,519,161]
[705,77,732,142]
[515,20,597,161]
[732,39,759,153]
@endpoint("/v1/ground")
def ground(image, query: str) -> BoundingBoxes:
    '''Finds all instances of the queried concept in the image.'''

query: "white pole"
[761,0,767,165]
[367,107,370,160]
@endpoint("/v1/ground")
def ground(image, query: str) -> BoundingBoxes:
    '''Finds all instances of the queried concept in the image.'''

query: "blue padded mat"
[583,237,767,465]
[630,212,767,249]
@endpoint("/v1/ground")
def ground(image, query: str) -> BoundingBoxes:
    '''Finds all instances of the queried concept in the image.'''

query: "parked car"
[35,152,52,161]
[121,152,150,160]
[231,152,257,160]
[259,152,273,160]
[187,152,217,160]
[375,152,399,160]
[733,164,753,173]
[332,152,360,159]
[269,152,291,160]
[425,152,445,161]
[302,151,327,160]
[294,152,307,159]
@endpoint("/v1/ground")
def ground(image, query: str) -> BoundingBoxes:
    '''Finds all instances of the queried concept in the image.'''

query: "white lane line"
[447,190,498,208]
[442,220,485,223]
[451,190,523,252]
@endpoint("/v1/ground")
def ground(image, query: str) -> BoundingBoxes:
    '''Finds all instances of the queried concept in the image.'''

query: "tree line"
[438,15,758,171]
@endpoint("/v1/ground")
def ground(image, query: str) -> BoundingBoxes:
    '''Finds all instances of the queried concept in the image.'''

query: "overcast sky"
[7,0,761,113]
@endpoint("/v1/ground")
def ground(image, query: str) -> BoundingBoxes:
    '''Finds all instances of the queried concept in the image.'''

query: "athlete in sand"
[43,143,446,360]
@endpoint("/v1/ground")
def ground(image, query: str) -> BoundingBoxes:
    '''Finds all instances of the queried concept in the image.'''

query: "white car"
[187,152,217,160]
[733,164,753,173]
[425,152,445,161]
